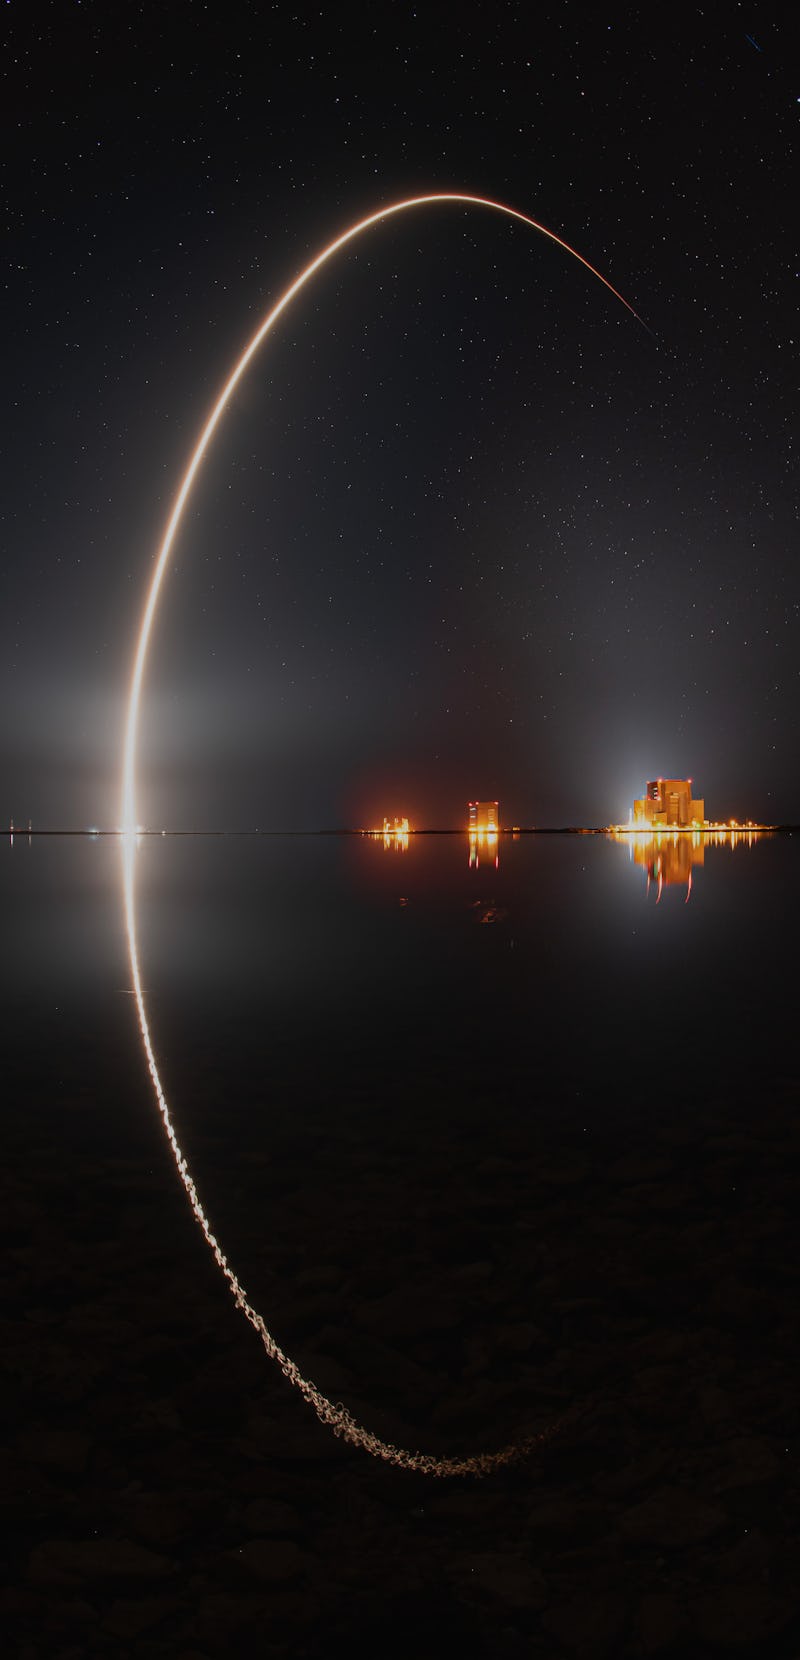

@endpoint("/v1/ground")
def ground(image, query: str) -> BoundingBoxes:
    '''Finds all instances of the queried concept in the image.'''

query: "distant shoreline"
[5,824,790,838]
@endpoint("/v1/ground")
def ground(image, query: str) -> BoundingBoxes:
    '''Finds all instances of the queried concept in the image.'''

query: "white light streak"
[122,191,644,1475]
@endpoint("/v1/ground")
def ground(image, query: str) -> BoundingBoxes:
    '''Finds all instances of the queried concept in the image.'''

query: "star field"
[2,3,798,826]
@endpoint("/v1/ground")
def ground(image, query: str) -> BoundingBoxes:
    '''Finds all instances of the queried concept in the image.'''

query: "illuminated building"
[632,779,704,829]
[468,800,499,832]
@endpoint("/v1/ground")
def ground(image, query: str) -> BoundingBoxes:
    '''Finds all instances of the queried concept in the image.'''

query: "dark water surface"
[3,831,800,1656]
[5,826,798,1122]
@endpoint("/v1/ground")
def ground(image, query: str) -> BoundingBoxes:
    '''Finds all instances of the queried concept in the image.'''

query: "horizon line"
[4,823,784,838]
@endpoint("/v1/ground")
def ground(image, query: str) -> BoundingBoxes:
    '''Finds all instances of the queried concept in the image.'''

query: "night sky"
[3,4,798,830]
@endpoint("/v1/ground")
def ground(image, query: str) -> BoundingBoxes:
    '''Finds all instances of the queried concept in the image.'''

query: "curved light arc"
[122,192,644,1476]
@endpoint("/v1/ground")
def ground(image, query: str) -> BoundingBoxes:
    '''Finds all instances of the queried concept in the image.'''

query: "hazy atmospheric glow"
[122,192,643,1474]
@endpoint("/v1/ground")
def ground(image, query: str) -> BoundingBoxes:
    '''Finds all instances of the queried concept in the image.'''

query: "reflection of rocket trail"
[122,193,647,1476]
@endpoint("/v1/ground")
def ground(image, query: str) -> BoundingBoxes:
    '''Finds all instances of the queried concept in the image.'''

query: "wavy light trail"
[122,192,645,1475]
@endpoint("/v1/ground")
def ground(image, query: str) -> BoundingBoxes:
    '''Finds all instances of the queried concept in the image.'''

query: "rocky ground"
[2,1056,799,1658]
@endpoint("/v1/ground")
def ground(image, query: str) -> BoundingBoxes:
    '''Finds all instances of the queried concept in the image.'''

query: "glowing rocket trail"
[122,192,645,1475]
[122,192,645,838]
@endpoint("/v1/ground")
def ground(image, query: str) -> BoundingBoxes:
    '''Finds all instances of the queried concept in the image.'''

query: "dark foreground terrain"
[3,1024,799,1659]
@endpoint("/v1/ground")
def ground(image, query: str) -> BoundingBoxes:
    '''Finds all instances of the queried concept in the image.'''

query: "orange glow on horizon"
[379,816,410,849]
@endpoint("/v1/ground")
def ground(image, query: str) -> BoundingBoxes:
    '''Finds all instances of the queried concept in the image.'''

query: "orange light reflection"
[468,828,499,870]
[612,828,767,902]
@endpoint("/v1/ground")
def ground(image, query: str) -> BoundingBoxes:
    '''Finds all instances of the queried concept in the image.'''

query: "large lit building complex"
[632,779,704,828]
[468,800,499,832]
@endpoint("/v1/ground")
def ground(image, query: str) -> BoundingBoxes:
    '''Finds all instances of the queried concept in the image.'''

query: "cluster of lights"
[381,817,410,851]
[616,818,768,835]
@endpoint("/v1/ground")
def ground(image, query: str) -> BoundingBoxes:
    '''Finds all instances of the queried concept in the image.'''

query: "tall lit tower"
[468,801,499,832]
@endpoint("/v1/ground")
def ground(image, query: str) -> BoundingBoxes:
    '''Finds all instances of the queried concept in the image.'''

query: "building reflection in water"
[613,829,765,903]
[468,828,499,870]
